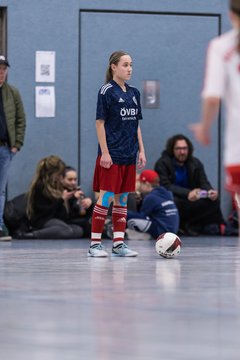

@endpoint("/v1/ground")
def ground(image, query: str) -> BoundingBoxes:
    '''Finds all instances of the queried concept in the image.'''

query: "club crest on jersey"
[132,96,138,106]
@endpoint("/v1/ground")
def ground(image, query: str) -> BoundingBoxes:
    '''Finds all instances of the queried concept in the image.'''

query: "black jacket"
[154,151,213,199]
[29,184,68,229]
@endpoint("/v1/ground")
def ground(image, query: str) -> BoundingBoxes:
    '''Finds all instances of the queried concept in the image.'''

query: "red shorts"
[225,165,240,194]
[93,156,136,193]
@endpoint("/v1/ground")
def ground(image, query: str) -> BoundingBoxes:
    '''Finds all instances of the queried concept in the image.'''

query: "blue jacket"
[139,186,179,234]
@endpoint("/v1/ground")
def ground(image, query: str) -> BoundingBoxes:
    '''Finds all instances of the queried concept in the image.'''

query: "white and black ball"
[155,232,182,259]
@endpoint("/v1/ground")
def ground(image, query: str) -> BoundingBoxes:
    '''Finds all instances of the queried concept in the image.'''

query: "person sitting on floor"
[126,169,179,239]
[62,166,93,237]
[21,155,84,239]
[154,134,226,235]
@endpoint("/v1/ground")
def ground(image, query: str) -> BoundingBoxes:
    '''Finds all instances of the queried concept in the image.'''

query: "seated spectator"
[154,134,225,235]
[62,166,93,237]
[126,169,179,239]
[21,155,84,239]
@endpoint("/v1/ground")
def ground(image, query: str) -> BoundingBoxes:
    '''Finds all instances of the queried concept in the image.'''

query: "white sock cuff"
[113,231,125,239]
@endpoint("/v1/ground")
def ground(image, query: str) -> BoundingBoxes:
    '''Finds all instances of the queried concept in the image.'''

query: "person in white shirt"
[190,0,240,235]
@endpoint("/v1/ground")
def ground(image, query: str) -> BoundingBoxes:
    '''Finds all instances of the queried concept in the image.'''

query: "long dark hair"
[105,50,129,83]
[164,134,194,158]
[27,155,66,218]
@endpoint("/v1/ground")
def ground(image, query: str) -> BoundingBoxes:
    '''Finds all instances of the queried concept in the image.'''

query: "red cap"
[139,170,159,184]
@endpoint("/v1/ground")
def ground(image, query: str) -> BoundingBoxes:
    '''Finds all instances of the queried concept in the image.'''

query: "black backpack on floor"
[3,193,29,235]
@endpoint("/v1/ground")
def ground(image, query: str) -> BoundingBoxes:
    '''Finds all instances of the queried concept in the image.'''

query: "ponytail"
[105,66,112,84]
[105,50,129,83]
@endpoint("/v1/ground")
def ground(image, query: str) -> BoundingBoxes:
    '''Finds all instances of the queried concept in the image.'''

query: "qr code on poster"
[40,64,50,76]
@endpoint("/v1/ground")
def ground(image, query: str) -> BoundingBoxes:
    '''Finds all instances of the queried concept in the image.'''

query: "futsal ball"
[155,232,182,259]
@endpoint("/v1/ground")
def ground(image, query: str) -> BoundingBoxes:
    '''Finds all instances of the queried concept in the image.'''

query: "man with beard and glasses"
[154,134,226,236]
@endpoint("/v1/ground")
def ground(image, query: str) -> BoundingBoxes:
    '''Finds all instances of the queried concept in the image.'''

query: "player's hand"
[137,151,146,169]
[100,153,113,168]
[189,123,211,145]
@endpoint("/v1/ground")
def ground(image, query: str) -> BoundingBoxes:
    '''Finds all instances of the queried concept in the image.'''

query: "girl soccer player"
[190,0,240,236]
[88,51,146,257]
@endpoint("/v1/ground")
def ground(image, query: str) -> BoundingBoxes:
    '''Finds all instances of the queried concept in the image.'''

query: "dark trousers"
[174,196,225,230]
[33,218,83,239]
[69,217,91,237]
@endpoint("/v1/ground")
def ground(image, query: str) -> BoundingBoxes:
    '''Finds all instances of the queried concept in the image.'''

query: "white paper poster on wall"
[35,51,55,82]
[35,86,55,118]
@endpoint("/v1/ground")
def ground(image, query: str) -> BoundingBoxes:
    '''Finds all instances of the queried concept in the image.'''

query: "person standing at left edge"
[0,55,26,241]
[89,51,146,257]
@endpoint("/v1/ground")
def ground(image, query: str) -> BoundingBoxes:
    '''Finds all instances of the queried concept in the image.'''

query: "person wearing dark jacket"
[0,55,26,241]
[62,166,93,237]
[127,169,179,239]
[23,156,83,239]
[154,134,225,235]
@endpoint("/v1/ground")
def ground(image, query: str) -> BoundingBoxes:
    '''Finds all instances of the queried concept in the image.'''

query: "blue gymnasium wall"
[2,0,231,214]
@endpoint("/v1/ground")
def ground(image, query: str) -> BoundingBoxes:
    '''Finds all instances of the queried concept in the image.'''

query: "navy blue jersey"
[96,80,143,165]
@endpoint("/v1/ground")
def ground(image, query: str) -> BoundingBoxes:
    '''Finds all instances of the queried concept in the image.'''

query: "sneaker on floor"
[112,242,138,257]
[0,230,12,241]
[88,243,108,257]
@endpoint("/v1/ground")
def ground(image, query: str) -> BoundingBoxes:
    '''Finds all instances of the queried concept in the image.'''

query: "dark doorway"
[0,7,7,54]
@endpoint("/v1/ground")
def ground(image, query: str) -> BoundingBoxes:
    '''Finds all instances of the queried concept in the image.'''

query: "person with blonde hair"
[24,155,83,239]
[89,50,146,257]
[190,0,240,235]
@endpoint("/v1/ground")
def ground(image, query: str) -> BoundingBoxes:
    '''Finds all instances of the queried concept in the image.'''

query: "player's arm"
[190,97,220,145]
[190,39,223,146]
[96,119,113,168]
[137,125,146,169]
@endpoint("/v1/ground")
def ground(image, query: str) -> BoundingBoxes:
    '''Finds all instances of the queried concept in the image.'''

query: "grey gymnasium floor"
[0,236,240,360]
